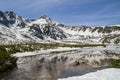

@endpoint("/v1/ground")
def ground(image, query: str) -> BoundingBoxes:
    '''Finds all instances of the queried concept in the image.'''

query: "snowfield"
[13,45,120,58]
[58,68,120,80]
[13,47,80,57]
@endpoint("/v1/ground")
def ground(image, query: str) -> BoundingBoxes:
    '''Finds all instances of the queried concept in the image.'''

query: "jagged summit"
[4,11,16,16]
[0,11,9,26]
[39,15,50,19]
[31,15,57,26]
[0,11,29,27]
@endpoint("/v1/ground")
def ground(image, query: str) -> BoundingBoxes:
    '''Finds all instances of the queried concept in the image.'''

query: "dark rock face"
[4,11,16,24]
[29,24,44,39]
[42,25,67,40]
[0,11,9,27]
[0,11,27,28]
[4,11,26,27]
[92,27,104,33]
[29,24,67,40]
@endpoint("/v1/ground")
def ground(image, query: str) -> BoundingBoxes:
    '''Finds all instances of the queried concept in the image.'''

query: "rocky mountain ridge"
[0,11,120,44]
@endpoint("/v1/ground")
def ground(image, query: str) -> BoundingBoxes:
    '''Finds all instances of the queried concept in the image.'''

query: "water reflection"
[4,56,107,80]
[3,48,120,80]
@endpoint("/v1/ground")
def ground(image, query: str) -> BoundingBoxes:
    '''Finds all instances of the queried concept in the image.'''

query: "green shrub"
[109,59,120,68]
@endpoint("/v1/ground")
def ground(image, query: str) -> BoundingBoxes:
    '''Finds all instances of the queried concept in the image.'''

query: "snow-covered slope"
[28,15,68,40]
[0,11,68,44]
[100,34,120,44]
[59,25,120,38]
[0,11,120,44]
[58,68,120,80]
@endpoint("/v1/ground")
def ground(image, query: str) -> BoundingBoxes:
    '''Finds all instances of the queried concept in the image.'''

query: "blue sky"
[0,0,120,26]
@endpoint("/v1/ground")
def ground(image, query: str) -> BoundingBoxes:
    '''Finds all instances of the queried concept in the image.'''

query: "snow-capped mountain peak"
[31,15,56,26]
[0,10,120,44]
[0,11,30,28]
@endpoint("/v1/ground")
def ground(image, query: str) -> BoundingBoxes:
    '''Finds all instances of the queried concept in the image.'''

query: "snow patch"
[58,68,120,80]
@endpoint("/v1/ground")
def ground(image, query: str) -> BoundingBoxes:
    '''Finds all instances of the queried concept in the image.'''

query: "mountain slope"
[0,11,120,44]
[0,11,69,44]
[59,25,120,38]
[100,34,120,44]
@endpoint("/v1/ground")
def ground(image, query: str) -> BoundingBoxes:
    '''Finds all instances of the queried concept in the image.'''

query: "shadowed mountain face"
[4,11,27,27]
[0,11,120,44]
[0,11,9,26]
